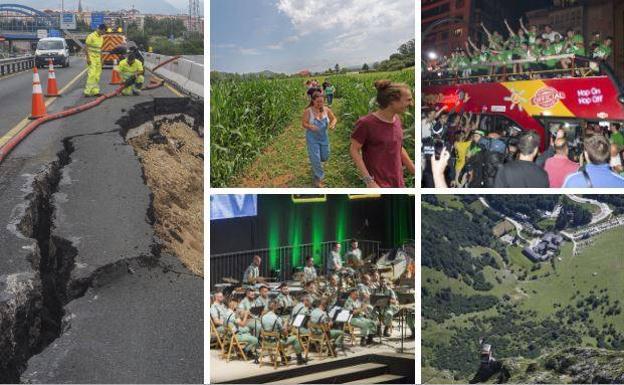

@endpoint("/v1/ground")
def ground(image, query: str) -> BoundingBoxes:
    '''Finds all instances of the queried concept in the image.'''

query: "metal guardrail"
[210,239,381,289]
[141,52,203,99]
[0,55,35,76]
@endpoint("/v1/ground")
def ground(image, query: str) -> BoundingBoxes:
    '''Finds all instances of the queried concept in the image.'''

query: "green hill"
[422,195,624,383]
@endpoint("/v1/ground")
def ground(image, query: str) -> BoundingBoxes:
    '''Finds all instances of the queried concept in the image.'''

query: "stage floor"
[210,327,415,383]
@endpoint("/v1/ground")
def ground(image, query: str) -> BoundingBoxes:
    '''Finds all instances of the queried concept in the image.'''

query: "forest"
[486,196,560,222]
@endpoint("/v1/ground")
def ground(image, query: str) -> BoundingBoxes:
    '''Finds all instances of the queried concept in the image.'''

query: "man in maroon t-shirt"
[350,81,414,187]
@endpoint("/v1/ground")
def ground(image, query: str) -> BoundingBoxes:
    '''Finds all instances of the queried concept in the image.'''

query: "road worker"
[118,52,144,96]
[84,24,106,97]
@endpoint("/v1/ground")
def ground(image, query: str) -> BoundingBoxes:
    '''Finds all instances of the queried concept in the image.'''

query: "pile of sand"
[130,121,203,276]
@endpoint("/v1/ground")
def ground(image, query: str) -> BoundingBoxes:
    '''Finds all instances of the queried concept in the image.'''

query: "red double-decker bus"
[423,61,624,149]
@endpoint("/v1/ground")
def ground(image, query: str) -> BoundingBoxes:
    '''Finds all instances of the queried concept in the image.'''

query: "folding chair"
[259,329,286,369]
[291,327,310,357]
[224,324,248,362]
[343,321,363,346]
[210,318,225,355]
[306,322,334,360]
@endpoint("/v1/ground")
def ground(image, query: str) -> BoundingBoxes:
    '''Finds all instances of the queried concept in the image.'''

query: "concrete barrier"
[141,52,203,99]
[0,55,35,77]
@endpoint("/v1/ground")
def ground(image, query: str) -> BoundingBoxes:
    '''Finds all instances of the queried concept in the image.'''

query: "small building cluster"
[522,232,564,262]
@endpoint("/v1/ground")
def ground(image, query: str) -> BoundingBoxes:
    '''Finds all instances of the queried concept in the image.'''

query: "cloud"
[276,0,414,36]
[213,43,237,49]
[239,48,261,55]
[266,44,284,50]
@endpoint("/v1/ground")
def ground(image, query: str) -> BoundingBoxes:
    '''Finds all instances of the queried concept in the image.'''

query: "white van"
[35,37,70,68]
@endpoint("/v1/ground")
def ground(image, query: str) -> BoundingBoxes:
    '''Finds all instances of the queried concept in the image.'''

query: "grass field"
[423,223,624,381]
[210,69,415,187]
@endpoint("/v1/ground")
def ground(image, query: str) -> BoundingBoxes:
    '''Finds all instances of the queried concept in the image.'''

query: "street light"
[428,51,438,60]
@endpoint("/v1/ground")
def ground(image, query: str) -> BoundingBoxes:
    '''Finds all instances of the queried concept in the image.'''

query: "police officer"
[243,255,262,286]
[310,298,344,351]
[210,291,228,333]
[261,300,307,365]
[83,24,106,97]
[344,289,377,346]
[225,299,259,363]
[378,277,400,337]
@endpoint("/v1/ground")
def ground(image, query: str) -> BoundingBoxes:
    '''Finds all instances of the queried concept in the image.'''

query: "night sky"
[515,0,556,15]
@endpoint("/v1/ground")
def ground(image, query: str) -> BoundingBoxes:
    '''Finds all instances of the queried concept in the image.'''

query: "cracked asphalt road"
[0,69,203,383]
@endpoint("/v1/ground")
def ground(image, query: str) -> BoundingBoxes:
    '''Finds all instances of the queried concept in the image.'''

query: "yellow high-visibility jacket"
[85,31,103,59]
[118,58,144,76]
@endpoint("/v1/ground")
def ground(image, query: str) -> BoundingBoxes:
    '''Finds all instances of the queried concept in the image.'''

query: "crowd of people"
[422,108,624,188]
[302,79,415,188]
[424,18,613,81]
[210,241,414,366]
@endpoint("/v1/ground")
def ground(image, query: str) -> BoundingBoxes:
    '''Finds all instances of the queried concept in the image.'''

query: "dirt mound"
[129,121,203,276]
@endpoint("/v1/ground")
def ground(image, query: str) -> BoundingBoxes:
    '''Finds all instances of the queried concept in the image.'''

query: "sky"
[21,0,203,15]
[210,0,415,74]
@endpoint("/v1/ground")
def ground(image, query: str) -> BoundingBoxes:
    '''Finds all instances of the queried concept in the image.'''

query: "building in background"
[422,0,517,59]
[423,0,624,80]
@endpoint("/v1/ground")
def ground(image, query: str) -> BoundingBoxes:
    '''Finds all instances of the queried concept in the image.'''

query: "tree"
[334,63,340,73]
[362,63,369,71]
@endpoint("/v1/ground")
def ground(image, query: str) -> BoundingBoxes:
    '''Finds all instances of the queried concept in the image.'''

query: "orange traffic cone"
[110,59,122,85]
[45,59,60,97]
[29,67,47,119]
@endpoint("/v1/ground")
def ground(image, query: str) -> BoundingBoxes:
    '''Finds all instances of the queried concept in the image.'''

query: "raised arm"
[504,19,516,36]
[481,22,493,38]
[467,37,479,52]
[519,18,529,35]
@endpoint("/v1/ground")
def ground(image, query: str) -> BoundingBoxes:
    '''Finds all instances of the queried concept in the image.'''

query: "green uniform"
[276,293,295,322]
[344,297,377,336]
[377,287,400,327]
[242,263,260,285]
[84,31,103,96]
[324,285,339,308]
[357,283,372,297]
[345,248,362,266]
[225,310,259,353]
[326,250,343,274]
[261,311,302,354]
[310,307,344,347]
[238,297,261,337]
[527,31,537,45]
[210,303,228,334]
[303,266,317,282]
[254,296,269,311]
[117,58,144,96]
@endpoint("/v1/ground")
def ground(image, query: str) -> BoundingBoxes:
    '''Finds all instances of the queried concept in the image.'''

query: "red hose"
[0,72,166,164]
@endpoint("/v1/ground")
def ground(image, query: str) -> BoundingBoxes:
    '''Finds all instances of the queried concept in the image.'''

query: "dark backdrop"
[210,195,415,255]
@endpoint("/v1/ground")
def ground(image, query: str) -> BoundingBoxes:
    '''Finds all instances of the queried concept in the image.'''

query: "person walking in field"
[325,82,335,106]
[350,80,415,188]
[302,91,337,187]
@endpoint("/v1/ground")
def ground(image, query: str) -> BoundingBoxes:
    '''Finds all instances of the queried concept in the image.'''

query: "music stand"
[250,305,264,318]
[279,306,293,317]
[371,295,390,309]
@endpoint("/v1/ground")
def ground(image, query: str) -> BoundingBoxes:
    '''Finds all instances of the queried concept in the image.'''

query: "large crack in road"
[0,96,203,383]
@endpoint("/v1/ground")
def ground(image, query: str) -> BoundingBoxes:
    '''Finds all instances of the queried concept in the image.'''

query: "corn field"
[210,78,304,187]
[210,69,415,187]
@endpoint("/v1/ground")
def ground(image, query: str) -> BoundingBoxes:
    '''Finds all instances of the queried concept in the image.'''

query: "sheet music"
[328,306,341,318]
[336,310,350,323]
[293,314,306,327]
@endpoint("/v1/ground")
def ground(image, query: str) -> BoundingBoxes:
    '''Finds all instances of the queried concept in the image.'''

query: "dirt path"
[233,98,361,187]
